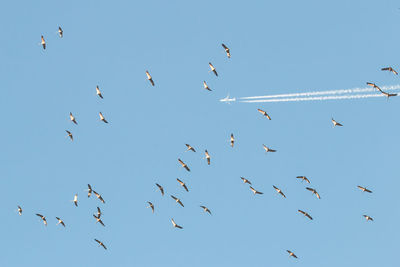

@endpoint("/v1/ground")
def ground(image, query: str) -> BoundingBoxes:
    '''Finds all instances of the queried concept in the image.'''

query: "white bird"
[146,70,154,86]
[203,81,212,91]
[99,112,108,123]
[73,194,78,207]
[209,62,218,76]
[96,85,103,99]
[171,218,183,229]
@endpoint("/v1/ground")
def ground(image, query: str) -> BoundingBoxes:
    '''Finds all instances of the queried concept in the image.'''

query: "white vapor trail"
[239,85,400,100]
[240,93,389,103]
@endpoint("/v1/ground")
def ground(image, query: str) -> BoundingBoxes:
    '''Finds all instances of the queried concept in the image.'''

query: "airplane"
[219,94,236,103]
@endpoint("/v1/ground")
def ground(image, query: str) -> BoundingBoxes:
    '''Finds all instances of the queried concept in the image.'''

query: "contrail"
[240,93,389,103]
[239,85,400,100]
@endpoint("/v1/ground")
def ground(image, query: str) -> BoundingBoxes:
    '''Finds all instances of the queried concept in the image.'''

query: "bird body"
[17,206,22,216]
[287,250,298,258]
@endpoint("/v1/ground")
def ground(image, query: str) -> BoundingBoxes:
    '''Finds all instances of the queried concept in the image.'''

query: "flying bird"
[298,209,313,220]
[363,215,373,221]
[58,27,63,38]
[56,217,66,227]
[147,201,154,213]
[331,118,343,127]
[205,150,211,165]
[209,62,218,76]
[257,109,271,120]
[65,130,73,141]
[41,35,46,49]
[273,185,286,198]
[17,206,22,216]
[230,134,234,147]
[249,186,263,195]
[176,178,189,192]
[171,195,184,207]
[99,112,108,123]
[146,70,154,86]
[87,184,93,198]
[263,144,276,153]
[94,239,107,250]
[241,177,252,185]
[93,190,105,203]
[287,250,298,259]
[69,112,77,125]
[73,194,78,207]
[296,176,310,183]
[171,218,183,229]
[93,214,105,226]
[155,183,164,196]
[357,186,372,193]
[306,187,321,199]
[221,43,231,58]
[200,205,212,215]
[96,85,103,99]
[185,144,196,152]
[381,67,398,75]
[178,158,190,172]
[36,214,47,226]
[203,81,212,91]
[366,82,381,91]
[96,207,102,218]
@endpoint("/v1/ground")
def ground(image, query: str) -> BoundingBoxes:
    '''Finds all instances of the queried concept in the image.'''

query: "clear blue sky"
[1,1,399,266]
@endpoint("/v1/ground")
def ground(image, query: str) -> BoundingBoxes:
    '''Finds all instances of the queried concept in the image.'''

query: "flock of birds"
[17,26,395,258]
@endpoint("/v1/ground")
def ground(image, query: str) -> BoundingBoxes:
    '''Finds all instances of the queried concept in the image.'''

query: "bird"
[147,201,154,213]
[69,112,77,125]
[366,82,381,90]
[87,184,93,198]
[203,81,212,91]
[221,43,231,58]
[99,112,108,123]
[363,215,374,221]
[209,62,218,76]
[96,207,102,218]
[331,118,343,127]
[93,190,105,203]
[146,70,154,86]
[298,209,313,220]
[200,205,212,215]
[96,85,103,99]
[273,185,286,198]
[171,218,183,229]
[306,187,321,199]
[176,178,189,192]
[56,217,66,227]
[240,177,252,185]
[93,214,105,226]
[36,214,47,226]
[73,194,78,207]
[17,206,22,216]
[58,26,63,38]
[155,183,164,196]
[230,134,234,147]
[65,130,73,141]
[41,35,46,49]
[287,250,298,259]
[94,239,107,250]
[263,144,276,153]
[257,109,271,120]
[178,158,190,172]
[185,144,196,152]
[296,176,310,183]
[205,150,211,165]
[357,186,372,193]
[381,67,398,75]
[249,186,263,195]
[171,195,184,207]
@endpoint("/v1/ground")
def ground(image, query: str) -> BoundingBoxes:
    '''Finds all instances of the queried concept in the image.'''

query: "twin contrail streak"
[240,93,388,103]
[239,85,400,100]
